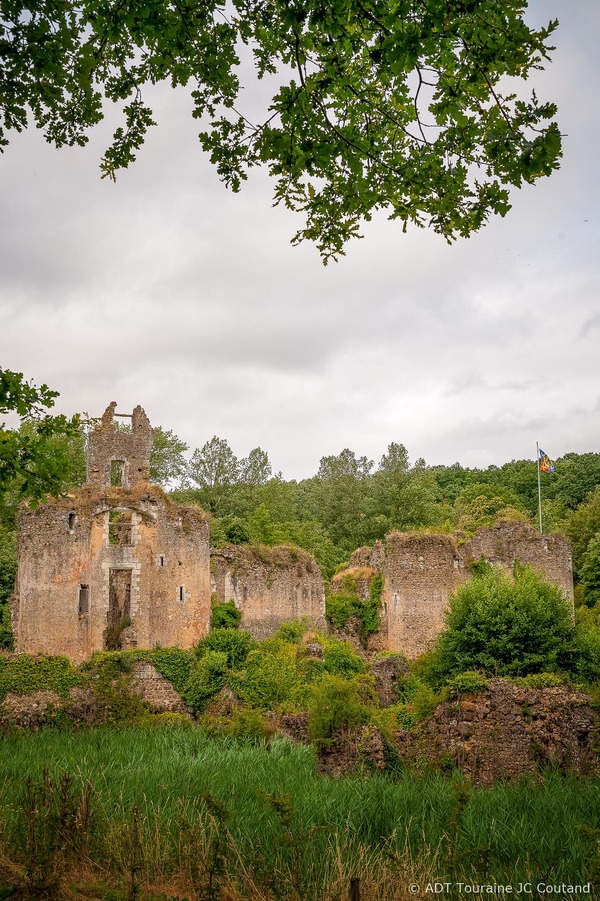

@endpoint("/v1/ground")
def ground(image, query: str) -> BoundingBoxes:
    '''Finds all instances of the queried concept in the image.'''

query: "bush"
[431,565,575,680]
[201,706,275,743]
[274,619,309,644]
[231,640,306,710]
[571,624,600,684]
[307,674,372,748]
[512,672,568,689]
[195,629,254,668]
[447,671,489,696]
[325,590,380,638]
[183,651,229,713]
[145,648,194,694]
[322,640,365,679]
[0,654,81,700]
[396,674,440,718]
[211,601,242,630]
[0,602,13,650]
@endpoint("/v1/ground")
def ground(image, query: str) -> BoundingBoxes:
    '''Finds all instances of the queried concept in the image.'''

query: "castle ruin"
[210,544,327,640]
[12,403,211,662]
[11,403,574,662]
[333,520,574,657]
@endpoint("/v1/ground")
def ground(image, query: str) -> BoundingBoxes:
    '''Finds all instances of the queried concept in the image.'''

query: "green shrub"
[307,674,372,749]
[325,590,380,638]
[274,619,309,644]
[511,672,568,689]
[183,651,229,713]
[211,601,241,630]
[322,640,365,679]
[231,640,306,710]
[571,624,600,684]
[447,671,490,695]
[431,565,575,680]
[195,629,254,668]
[0,602,13,650]
[0,654,81,700]
[325,591,361,628]
[396,674,440,718]
[201,706,275,743]
[145,648,194,694]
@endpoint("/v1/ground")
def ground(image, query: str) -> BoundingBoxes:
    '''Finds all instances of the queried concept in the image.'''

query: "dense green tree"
[0,524,16,649]
[239,448,272,488]
[428,564,574,681]
[580,535,600,607]
[553,453,600,511]
[311,449,373,553]
[188,436,240,514]
[363,444,440,540]
[0,1,561,258]
[565,488,600,581]
[149,426,189,488]
[0,369,81,505]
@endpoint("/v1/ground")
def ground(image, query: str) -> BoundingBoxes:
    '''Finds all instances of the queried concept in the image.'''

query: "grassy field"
[0,725,599,900]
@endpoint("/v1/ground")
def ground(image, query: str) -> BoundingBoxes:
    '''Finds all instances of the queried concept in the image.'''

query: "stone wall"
[14,484,211,662]
[13,403,211,663]
[460,520,573,600]
[333,520,573,658]
[210,545,327,640]
[395,680,598,786]
[87,402,153,488]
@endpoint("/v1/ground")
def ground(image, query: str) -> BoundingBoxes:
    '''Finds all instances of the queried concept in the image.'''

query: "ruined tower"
[13,403,211,662]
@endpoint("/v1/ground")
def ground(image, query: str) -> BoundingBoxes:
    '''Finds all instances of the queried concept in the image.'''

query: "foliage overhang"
[0,0,561,259]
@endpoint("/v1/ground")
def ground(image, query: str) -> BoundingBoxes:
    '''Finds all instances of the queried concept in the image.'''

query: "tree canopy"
[0,368,81,506]
[1,0,561,258]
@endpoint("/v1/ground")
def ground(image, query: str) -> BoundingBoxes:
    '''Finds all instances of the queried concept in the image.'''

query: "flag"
[539,448,555,474]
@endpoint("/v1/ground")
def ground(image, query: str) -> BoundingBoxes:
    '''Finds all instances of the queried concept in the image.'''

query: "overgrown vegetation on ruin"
[0,728,598,900]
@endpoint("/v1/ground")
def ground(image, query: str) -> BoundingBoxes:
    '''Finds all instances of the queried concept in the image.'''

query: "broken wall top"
[87,402,154,488]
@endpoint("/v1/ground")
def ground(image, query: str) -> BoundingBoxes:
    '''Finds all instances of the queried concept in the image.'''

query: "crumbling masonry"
[12,404,574,661]
[13,404,211,662]
[332,520,574,657]
[210,544,327,640]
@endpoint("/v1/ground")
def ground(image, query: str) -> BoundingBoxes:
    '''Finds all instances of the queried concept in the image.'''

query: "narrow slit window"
[159,555,165,568]
[110,460,125,486]
[178,585,185,603]
[78,585,90,616]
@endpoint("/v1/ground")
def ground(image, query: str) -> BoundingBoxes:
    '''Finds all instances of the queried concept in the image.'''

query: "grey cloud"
[1,3,599,481]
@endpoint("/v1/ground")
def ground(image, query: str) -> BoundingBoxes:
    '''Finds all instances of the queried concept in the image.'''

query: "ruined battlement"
[87,402,154,488]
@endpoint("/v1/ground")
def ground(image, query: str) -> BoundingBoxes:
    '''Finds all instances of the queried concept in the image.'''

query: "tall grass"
[0,726,598,899]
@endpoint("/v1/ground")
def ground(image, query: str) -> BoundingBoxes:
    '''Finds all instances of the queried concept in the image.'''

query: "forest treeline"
[2,421,600,651]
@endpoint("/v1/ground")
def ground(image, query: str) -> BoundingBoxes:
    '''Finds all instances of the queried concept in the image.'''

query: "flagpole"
[536,441,543,534]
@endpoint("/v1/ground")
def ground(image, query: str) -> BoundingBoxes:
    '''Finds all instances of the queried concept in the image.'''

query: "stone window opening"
[178,585,185,603]
[78,585,90,616]
[159,555,166,568]
[108,510,133,546]
[110,460,125,487]
[68,512,77,532]
[242,586,248,602]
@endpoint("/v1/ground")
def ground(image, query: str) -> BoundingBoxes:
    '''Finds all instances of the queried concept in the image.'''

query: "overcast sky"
[0,1,598,480]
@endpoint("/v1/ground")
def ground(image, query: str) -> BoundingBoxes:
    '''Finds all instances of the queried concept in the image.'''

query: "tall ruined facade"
[13,404,210,662]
